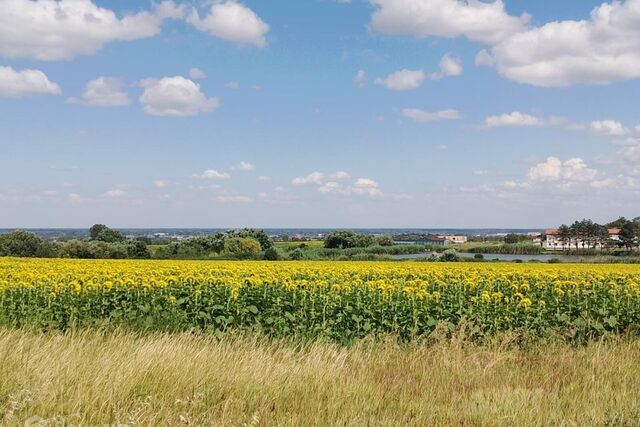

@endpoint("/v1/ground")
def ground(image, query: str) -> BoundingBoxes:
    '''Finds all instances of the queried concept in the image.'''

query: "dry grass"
[1,330,640,426]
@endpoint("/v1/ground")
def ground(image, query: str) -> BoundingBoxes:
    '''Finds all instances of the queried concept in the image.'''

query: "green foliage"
[223,237,262,259]
[504,234,532,244]
[89,224,125,243]
[324,231,377,249]
[289,248,305,260]
[0,230,58,258]
[263,247,280,261]
[127,241,151,259]
[468,243,545,255]
[375,235,394,246]
[225,229,273,251]
[59,240,130,259]
[439,249,460,262]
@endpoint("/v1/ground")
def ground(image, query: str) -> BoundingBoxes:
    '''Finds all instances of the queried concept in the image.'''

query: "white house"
[541,228,620,251]
[437,235,468,244]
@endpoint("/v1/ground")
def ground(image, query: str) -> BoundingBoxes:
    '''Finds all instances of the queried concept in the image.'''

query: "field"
[2,258,640,342]
[2,329,640,426]
[3,258,640,425]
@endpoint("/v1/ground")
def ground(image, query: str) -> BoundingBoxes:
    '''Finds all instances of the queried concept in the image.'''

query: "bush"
[289,248,305,260]
[375,235,394,247]
[440,249,460,262]
[223,237,261,259]
[324,231,376,249]
[263,247,280,261]
[0,231,57,258]
[474,253,484,260]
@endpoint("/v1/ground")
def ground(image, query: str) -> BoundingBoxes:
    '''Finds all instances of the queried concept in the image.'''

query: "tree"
[375,235,394,246]
[324,231,376,249]
[225,229,273,251]
[504,234,531,244]
[127,241,150,259]
[619,221,638,250]
[0,230,47,257]
[89,224,125,243]
[263,247,280,261]
[557,224,572,249]
[223,237,262,259]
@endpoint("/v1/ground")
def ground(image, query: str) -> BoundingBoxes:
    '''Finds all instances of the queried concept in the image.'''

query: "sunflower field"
[2,257,640,342]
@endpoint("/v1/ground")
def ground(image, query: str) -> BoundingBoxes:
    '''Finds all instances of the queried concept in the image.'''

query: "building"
[424,236,449,246]
[437,235,468,244]
[541,228,620,251]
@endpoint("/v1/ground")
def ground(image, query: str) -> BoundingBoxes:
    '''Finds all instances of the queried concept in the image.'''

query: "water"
[392,252,585,262]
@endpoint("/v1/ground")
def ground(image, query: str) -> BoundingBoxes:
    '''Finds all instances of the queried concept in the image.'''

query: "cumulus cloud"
[589,120,629,136]
[231,161,255,171]
[369,0,528,45]
[189,68,206,80]
[375,69,426,91]
[0,0,183,61]
[527,157,598,184]
[154,180,169,189]
[139,76,220,117]
[0,66,61,97]
[196,169,230,180]
[329,171,350,180]
[481,0,640,86]
[292,172,325,185]
[353,69,366,87]
[484,111,544,127]
[69,77,130,107]
[187,1,269,47]
[430,54,463,80]
[402,108,460,122]
[352,178,383,197]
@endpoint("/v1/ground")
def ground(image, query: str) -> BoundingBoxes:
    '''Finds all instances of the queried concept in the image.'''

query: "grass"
[2,329,640,426]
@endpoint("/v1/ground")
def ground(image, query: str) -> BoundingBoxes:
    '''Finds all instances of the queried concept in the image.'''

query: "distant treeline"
[0,225,280,261]
[553,217,640,250]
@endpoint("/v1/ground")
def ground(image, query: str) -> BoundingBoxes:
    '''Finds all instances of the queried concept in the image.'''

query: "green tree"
[127,241,151,259]
[557,224,572,249]
[225,229,273,251]
[0,230,45,257]
[375,235,394,247]
[263,247,280,261]
[504,234,531,244]
[223,237,262,259]
[619,221,638,250]
[89,224,125,243]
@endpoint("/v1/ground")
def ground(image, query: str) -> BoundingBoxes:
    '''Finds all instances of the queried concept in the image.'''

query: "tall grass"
[2,329,640,426]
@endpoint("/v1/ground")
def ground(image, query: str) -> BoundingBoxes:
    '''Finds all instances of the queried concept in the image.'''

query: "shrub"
[263,247,280,261]
[224,237,261,259]
[0,231,56,258]
[440,249,460,262]
[289,248,305,260]
[375,235,394,247]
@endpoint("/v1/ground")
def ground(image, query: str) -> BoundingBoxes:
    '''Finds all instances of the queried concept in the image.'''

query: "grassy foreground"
[2,330,640,426]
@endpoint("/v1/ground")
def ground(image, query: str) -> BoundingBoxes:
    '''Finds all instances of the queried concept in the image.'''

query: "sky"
[1,0,640,228]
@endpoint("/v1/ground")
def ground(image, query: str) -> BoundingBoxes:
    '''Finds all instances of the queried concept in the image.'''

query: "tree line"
[553,217,640,250]
[0,225,279,260]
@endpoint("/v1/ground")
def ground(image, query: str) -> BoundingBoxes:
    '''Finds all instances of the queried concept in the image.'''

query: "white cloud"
[102,188,127,198]
[473,170,489,176]
[430,54,463,80]
[292,172,325,185]
[329,171,350,180]
[69,77,130,107]
[482,0,640,86]
[225,81,240,89]
[369,0,528,45]
[374,69,426,91]
[189,68,206,80]
[258,175,271,182]
[215,195,252,203]
[484,111,544,127]
[0,0,183,61]
[154,180,169,189]
[187,1,269,47]
[527,157,598,183]
[196,169,230,180]
[139,76,219,117]
[0,66,61,97]
[353,178,383,197]
[68,193,83,205]
[353,69,366,87]
[589,120,628,136]
[231,161,255,171]
[402,108,460,122]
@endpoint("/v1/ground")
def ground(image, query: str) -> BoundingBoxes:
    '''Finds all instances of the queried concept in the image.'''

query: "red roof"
[608,228,620,235]
[545,229,559,235]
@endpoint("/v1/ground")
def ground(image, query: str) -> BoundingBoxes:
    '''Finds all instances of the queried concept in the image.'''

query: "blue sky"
[1,0,640,228]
